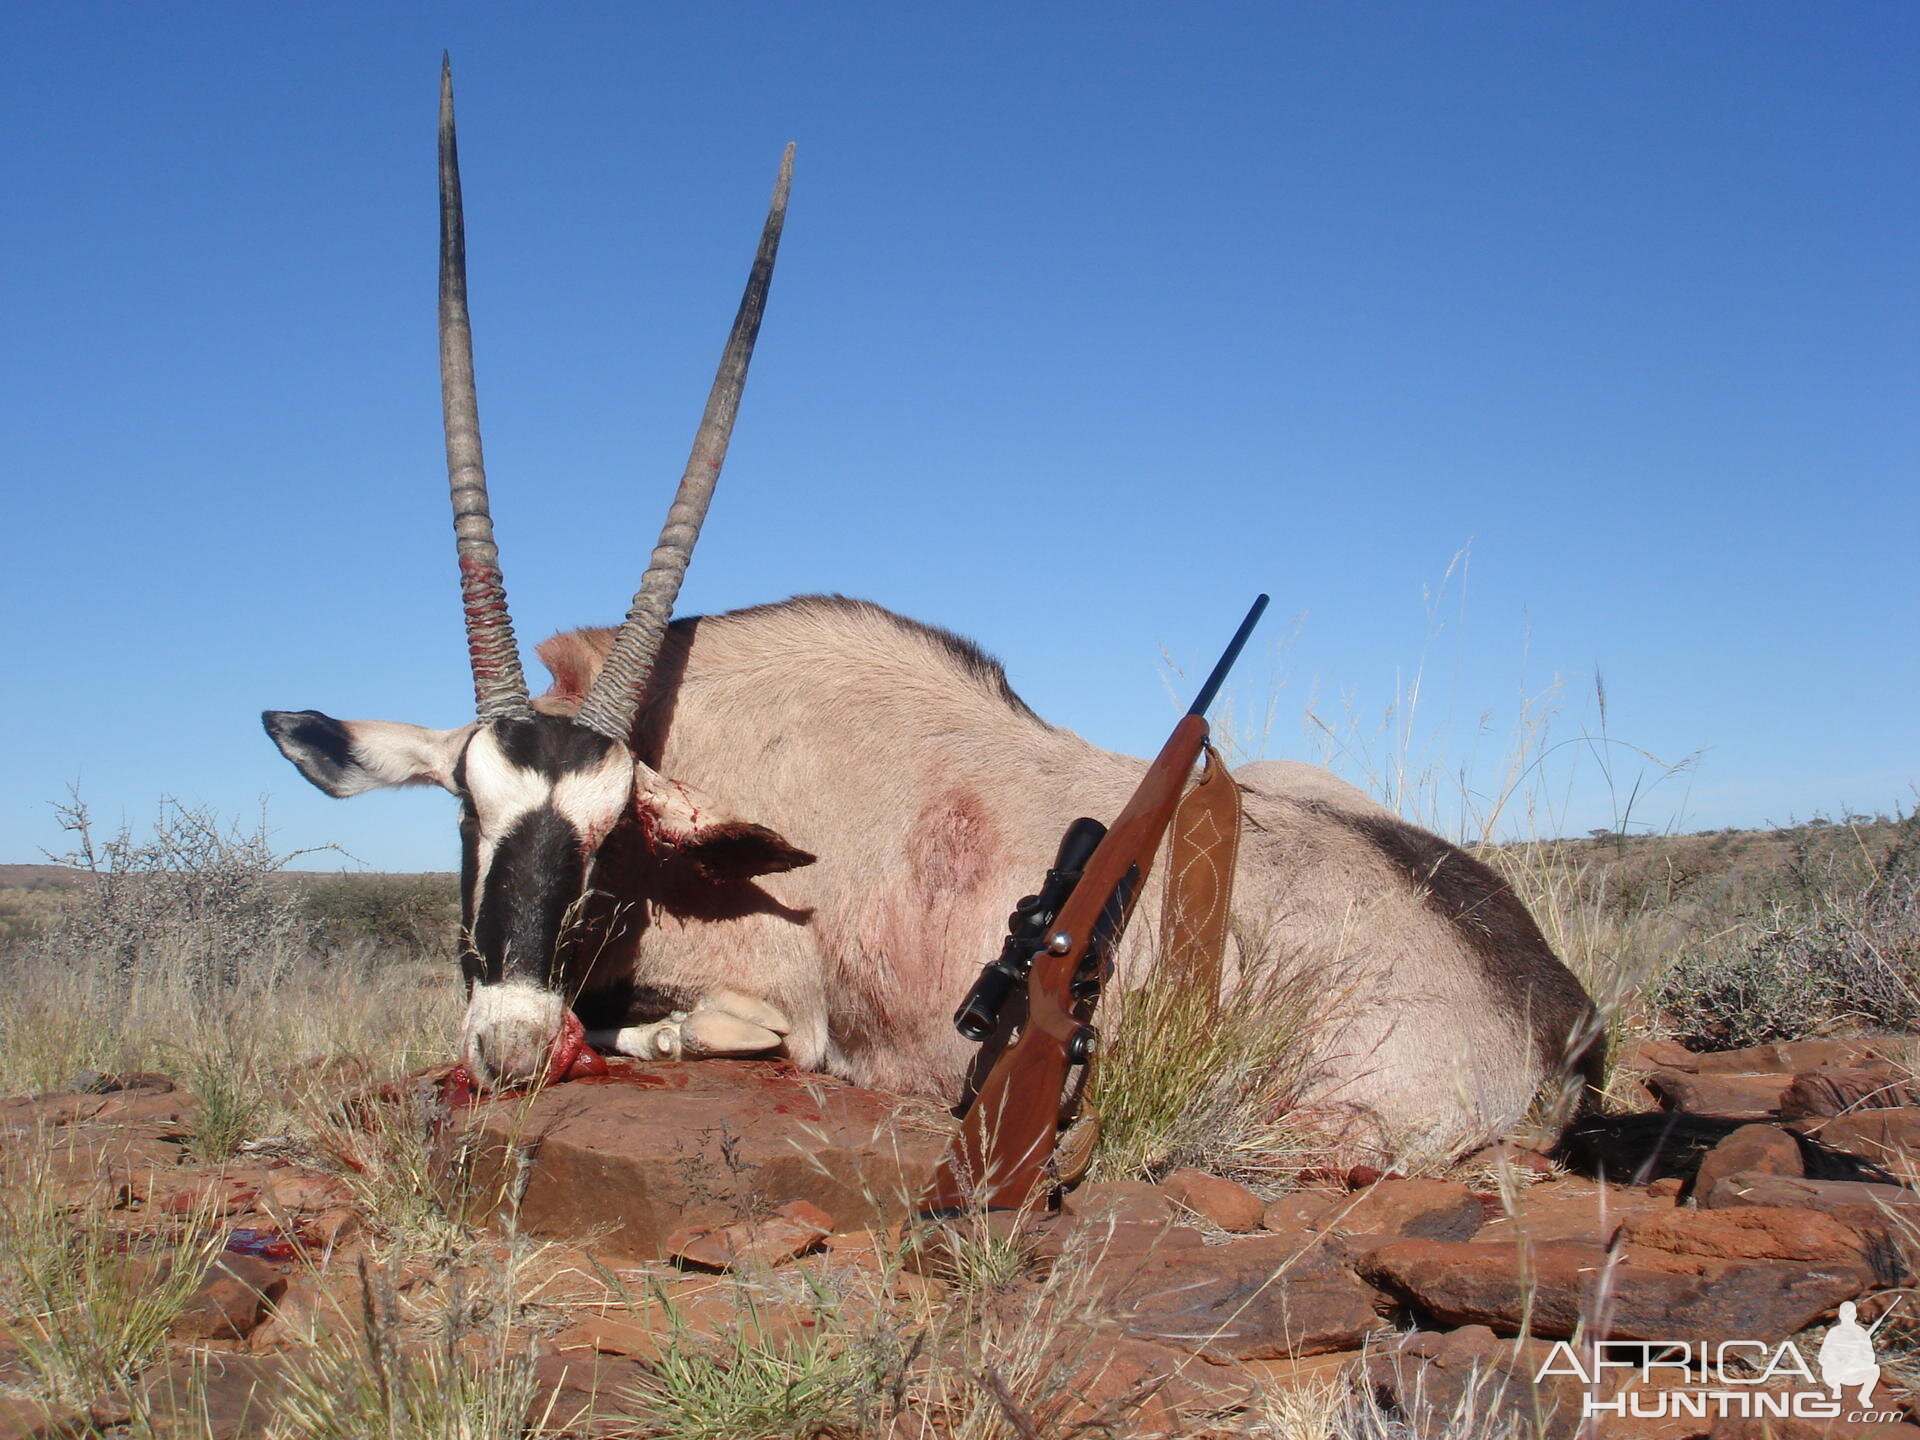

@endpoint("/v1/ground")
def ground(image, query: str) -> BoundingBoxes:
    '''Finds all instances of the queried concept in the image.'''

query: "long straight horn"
[440,56,532,722]
[575,144,795,742]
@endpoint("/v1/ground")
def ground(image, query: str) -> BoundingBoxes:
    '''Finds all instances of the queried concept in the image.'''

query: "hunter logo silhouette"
[1819,1301,1886,1407]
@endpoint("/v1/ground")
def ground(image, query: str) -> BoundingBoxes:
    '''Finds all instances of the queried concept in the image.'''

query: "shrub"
[1654,814,1920,1049]
[297,872,459,962]
[27,791,318,988]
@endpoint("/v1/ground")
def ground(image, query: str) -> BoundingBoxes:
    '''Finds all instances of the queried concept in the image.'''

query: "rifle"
[922,595,1269,1215]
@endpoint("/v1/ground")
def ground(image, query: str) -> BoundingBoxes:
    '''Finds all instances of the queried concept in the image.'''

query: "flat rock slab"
[1095,1232,1390,1361]
[1645,1069,1793,1120]
[469,1059,950,1260]
[1359,1238,1871,1343]
[1687,1040,1915,1074]
[1470,1177,1675,1248]
[1780,1065,1914,1120]
[1804,1109,1920,1172]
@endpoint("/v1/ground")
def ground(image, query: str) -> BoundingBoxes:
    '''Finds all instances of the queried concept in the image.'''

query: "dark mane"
[709,594,1043,722]
[1311,802,1604,1088]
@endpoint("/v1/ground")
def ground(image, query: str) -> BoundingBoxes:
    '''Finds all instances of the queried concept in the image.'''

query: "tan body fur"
[536,596,1601,1154]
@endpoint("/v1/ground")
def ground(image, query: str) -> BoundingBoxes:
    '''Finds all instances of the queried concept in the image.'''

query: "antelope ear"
[263,711,470,797]
[534,628,616,710]
[635,770,816,880]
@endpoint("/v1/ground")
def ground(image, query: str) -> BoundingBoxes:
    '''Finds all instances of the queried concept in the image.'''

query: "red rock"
[1237,1350,1364,1395]
[169,1254,288,1341]
[246,1273,350,1351]
[1692,1040,1899,1074]
[1696,1173,1917,1282]
[666,1199,835,1271]
[0,1093,108,1132]
[532,1351,655,1438]
[1364,1326,1586,1440]
[1694,1123,1804,1200]
[90,1087,192,1130]
[1343,1164,1404,1188]
[1033,1218,1208,1263]
[264,1171,354,1212]
[1701,1172,1920,1221]
[0,1397,87,1440]
[1645,1070,1793,1120]
[551,1312,668,1363]
[1779,1065,1913,1120]
[1061,1180,1176,1225]
[1621,1038,1707,1074]
[467,1058,947,1260]
[1472,1177,1675,1248]
[1333,1178,1484,1242]
[1457,1140,1558,1176]
[305,1205,359,1248]
[135,1354,285,1440]
[1807,1109,1920,1172]
[1359,1237,1870,1343]
[1263,1191,1339,1231]
[1096,1233,1389,1360]
[1157,1169,1264,1232]
[158,1175,262,1217]
[1619,1206,1875,1266]
[1055,1330,1257,1436]
[1364,1324,1873,1440]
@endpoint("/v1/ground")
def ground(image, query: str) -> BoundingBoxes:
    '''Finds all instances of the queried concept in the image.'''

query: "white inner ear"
[345,720,474,794]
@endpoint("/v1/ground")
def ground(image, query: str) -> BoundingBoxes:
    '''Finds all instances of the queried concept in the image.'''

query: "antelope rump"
[264,63,1603,1157]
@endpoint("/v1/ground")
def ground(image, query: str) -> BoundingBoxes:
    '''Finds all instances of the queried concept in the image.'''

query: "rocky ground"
[6,1040,1920,1439]
[11,1044,1920,1436]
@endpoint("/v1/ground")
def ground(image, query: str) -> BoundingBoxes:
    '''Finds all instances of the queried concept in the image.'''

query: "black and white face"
[263,709,633,1086]
[263,705,816,1087]
[448,716,636,1081]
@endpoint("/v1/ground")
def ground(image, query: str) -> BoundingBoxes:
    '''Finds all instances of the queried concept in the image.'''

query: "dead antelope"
[265,65,1602,1157]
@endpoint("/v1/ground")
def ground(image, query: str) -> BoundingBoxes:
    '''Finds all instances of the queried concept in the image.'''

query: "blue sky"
[3,3,1913,870]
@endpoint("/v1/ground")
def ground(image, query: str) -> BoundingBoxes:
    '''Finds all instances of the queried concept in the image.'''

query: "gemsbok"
[265,63,1603,1157]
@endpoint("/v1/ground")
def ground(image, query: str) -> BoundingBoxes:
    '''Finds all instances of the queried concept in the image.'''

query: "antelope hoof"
[681,1009,785,1057]
[461,982,566,1089]
[600,993,792,1062]
[700,989,792,1036]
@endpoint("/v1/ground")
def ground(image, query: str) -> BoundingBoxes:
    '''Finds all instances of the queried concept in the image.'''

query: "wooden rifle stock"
[922,596,1267,1215]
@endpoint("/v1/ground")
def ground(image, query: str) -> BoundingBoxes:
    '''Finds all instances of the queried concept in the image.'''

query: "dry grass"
[1086,939,1340,1186]
[0,1139,227,1408]
[0,637,1911,1439]
[266,1259,545,1440]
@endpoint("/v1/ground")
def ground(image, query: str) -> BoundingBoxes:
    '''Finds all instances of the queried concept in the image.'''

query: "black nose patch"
[471,805,587,987]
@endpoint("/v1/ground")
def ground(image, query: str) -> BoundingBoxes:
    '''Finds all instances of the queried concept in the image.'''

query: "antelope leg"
[589,992,792,1061]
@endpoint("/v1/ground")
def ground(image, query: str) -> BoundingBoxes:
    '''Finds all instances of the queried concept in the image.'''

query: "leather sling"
[1156,742,1242,1012]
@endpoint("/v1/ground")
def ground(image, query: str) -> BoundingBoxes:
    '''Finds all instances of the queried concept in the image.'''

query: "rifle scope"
[953,816,1107,1041]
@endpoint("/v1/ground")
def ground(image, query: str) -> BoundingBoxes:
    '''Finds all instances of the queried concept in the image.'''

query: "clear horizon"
[3,3,1914,871]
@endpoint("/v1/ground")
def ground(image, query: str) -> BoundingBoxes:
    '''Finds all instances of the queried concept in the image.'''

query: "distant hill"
[0,863,89,891]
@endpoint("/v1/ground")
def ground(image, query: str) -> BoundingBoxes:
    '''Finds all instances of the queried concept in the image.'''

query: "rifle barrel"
[1185,594,1269,718]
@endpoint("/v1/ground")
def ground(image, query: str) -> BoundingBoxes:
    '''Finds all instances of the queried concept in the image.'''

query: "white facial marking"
[461,731,633,891]
[552,750,637,848]
[461,981,566,1086]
